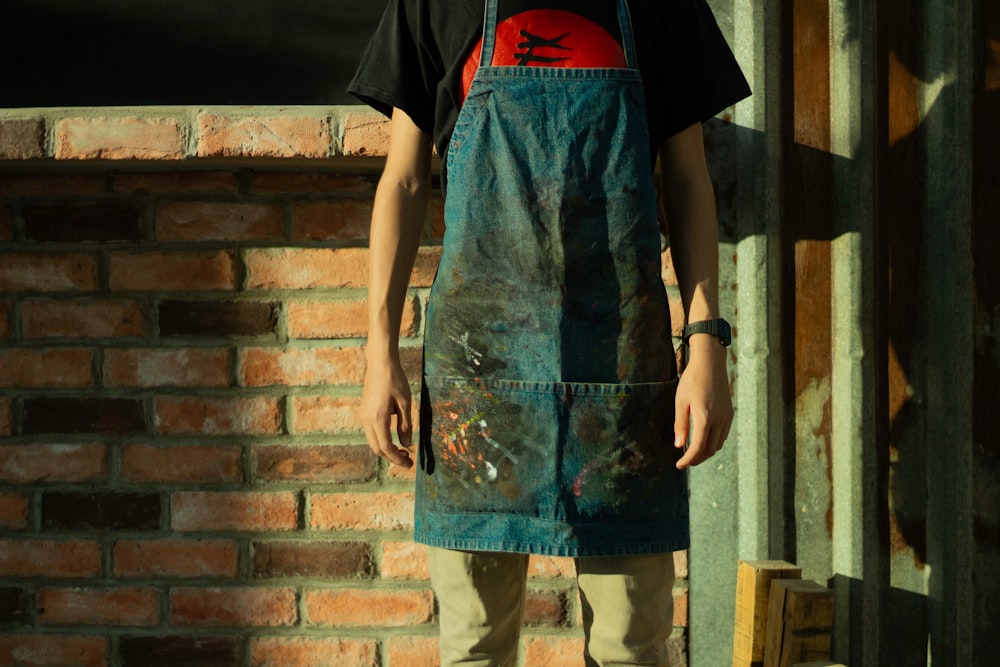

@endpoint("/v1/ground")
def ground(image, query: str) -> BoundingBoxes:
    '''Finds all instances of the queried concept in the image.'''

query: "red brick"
[385,636,440,667]
[197,114,331,158]
[22,397,144,435]
[0,174,106,197]
[428,196,446,239]
[666,630,687,666]
[38,587,160,626]
[0,254,98,292]
[21,299,145,338]
[42,492,159,532]
[114,171,239,193]
[0,588,31,623]
[287,297,419,339]
[245,246,441,290]
[240,346,365,387]
[522,635,586,666]
[673,588,688,627]
[252,541,372,579]
[290,395,359,435]
[0,208,12,243]
[0,540,101,578]
[156,202,284,242]
[0,494,29,530]
[524,590,567,626]
[121,444,242,483]
[104,348,232,388]
[109,251,237,291]
[0,444,106,483]
[304,589,433,627]
[251,637,377,667]
[662,248,678,286]
[119,635,243,666]
[171,587,297,627]
[291,199,372,241]
[155,396,282,435]
[381,541,429,580]
[0,118,46,160]
[253,444,376,483]
[396,345,425,380]
[310,492,414,531]
[172,492,298,532]
[528,555,576,579]
[114,539,238,578]
[0,634,106,667]
[668,292,685,337]
[55,116,185,160]
[0,398,9,437]
[342,113,390,157]
[23,201,143,243]
[386,460,418,481]
[674,550,688,579]
[250,172,375,194]
[293,393,421,437]
[158,300,277,338]
[0,349,94,388]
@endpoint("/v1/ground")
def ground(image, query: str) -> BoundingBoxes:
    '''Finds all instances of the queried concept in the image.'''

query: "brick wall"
[0,109,688,667]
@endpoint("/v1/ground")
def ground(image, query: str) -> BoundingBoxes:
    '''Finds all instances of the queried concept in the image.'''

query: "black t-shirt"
[348,0,750,164]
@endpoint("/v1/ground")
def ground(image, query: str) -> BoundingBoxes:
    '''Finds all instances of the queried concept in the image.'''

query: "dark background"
[2,0,389,107]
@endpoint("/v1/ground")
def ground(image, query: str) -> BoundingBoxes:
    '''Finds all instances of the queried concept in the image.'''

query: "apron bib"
[416,0,688,556]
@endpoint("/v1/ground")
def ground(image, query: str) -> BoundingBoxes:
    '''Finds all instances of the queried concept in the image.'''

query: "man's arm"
[360,108,433,468]
[659,122,734,469]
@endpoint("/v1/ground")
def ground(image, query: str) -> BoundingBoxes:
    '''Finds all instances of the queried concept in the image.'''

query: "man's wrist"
[682,318,732,347]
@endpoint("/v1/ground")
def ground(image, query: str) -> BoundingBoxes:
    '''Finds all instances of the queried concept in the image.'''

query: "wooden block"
[733,560,802,666]
[764,579,834,667]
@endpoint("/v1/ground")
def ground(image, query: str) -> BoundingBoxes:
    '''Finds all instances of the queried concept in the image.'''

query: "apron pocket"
[420,376,684,522]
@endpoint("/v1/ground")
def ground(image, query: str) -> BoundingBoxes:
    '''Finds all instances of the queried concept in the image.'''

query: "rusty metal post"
[828,0,888,663]
[688,0,789,664]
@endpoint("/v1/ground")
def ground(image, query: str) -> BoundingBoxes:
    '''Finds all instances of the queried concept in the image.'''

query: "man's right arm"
[360,107,433,468]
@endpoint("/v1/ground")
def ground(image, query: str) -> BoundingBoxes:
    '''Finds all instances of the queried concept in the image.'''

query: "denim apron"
[416,0,688,557]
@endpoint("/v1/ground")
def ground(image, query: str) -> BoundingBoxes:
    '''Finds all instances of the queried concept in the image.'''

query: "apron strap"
[479,0,640,71]
[479,0,500,69]
[616,0,640,70]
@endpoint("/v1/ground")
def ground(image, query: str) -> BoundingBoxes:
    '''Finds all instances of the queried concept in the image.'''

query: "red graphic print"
[460,9,626,102]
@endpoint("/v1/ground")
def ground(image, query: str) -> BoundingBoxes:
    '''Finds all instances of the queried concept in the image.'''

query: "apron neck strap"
[479,0,640,70]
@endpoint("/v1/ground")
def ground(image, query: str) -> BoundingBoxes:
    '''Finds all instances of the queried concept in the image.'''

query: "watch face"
[718,318,732,345]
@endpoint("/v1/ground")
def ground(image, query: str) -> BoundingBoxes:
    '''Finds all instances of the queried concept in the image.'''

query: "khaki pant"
[428,547,675,667]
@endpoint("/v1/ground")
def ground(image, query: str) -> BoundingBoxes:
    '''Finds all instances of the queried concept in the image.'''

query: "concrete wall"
[692,0,1000,664]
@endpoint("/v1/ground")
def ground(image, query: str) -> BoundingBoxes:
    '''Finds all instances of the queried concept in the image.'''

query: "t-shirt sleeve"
[347,0,438,136]
[660,0,751,138]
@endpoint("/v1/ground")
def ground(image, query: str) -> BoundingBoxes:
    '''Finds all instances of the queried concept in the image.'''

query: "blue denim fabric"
[416,0,689,557]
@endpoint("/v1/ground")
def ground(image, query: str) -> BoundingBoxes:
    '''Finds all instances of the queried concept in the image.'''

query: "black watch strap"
[682,318,732,347]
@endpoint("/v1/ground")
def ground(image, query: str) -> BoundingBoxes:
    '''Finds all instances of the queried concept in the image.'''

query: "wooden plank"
[764,579,834,667]
[733,560,802,666]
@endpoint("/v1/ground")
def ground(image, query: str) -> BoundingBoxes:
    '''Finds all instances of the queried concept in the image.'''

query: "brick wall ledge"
[0,106,391,162]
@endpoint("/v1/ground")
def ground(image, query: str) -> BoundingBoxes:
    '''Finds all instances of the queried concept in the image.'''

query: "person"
[351,1,749,664]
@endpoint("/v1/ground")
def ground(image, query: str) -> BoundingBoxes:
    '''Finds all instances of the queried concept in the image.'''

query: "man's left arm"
[659,122,734,469]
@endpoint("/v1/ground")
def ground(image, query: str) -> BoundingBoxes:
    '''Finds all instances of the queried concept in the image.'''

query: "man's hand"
[673,336,733,469]
[360,357,415,468]
[359,108,431,469]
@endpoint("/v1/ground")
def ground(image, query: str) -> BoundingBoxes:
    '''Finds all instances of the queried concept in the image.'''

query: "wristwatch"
[682,318,732,347]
